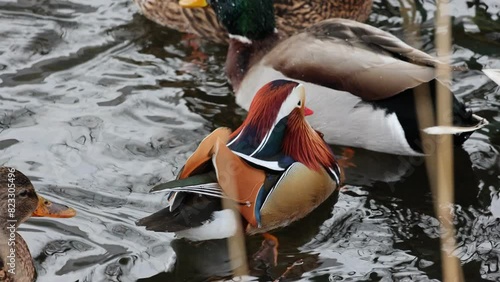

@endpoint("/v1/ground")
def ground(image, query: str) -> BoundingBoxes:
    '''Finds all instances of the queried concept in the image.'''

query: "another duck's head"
[230,80,336,171]
[0,167,76,227]
[179,0,275,42]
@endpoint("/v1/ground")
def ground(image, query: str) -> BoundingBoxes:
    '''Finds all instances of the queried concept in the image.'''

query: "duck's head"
[0,167,76,226]
[243,80,313,138]
[230,80,336,171]
[179,0,275,41]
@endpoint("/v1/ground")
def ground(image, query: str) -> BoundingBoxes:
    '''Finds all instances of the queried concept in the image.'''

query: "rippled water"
[0,0,499,281]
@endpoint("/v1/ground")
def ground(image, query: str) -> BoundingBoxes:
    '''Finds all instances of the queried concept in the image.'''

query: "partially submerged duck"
[133,0,373,43]
[137,80,343,266]
[180,0,489,156]
[0,167,76,282]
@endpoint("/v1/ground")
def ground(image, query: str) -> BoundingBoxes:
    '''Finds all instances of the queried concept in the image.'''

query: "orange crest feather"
[230,80,299,141]
[282,110,336,171]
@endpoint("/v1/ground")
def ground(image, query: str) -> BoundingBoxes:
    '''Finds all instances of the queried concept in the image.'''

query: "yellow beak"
[32,195,76,218]
[179,0,208,8]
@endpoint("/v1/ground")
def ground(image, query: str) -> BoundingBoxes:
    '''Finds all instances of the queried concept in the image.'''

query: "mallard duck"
[0,167,76,282]
[180,0,489,156]
[133,0,373,44]
[137,80,343,265]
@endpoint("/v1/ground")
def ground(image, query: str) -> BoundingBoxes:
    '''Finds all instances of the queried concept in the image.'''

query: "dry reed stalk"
[222,198,249,277]
[434,1,464,279]
[399,0,464,280]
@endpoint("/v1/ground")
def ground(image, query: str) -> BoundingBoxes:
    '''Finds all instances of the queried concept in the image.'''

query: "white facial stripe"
[229,34,252,44]
[274,84,305,126]
[232,151,285,171]
[329,166,340,186]
[250,128,272,156]
[247,84,305,157]
[167,192,178,212]
[227,128,243,146]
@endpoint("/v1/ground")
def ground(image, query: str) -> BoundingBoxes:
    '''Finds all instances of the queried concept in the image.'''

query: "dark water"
[0,0,499,281]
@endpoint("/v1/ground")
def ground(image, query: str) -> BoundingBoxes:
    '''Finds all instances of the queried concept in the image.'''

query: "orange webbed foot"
[253,233,279,267]
[338,147,356,168]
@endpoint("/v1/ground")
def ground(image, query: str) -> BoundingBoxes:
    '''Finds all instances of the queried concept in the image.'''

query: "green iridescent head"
[181,0,276,41]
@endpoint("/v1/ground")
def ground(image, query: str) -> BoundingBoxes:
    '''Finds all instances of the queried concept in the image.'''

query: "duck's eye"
[18,189,28,198]
[297,101,301,106]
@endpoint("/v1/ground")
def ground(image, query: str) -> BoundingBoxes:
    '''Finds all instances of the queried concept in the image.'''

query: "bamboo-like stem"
[398,0,439,196]
[222,198,249,277]
[434,1,464,280]
[399,0,464,280]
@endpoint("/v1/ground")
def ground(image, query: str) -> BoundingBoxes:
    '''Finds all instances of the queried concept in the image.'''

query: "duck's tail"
[135,192,222,233]
[423,114,488,135]
[136,172,223,232]
[422,69,498,141]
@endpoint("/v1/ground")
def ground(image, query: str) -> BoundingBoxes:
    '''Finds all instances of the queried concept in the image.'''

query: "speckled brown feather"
[0,168,38,282]
[273,0,373,36]
[133,0,373,44]
[1,167,75,282]
[0,235,34,282]
[134,0,228,43]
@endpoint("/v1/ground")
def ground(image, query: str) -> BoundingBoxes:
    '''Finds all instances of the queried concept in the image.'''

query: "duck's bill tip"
[178,0,208,8]
[304,107,314,116]
[32,195,76,218]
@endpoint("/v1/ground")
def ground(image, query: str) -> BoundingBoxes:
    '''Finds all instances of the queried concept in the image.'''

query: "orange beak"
[32,195,76,218]
[179,0,208,8]
[304,107,314,116]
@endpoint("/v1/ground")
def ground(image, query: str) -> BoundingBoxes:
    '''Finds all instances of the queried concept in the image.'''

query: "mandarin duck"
[134,0,373,44]
[180,0,490,156]
[0,167,76,282]
[136,80,343,266]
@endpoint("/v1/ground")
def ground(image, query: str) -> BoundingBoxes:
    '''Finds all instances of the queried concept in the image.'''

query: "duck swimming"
[137,80,343,265]
[180,0,489,156]
[134,0,373,44]
[0,167,76,282]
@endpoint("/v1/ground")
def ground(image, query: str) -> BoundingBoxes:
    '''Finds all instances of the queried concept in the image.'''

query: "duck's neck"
[282,111,337,172]
[0,227,36,282]
[225,32,281,91]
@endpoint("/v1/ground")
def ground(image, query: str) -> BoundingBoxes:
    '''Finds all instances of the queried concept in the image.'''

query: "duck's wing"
[135,192,223,232]
[150,127,231,211]
[137,128,232,232]
[211,138,267,227]
[177,127,232,179]
[150,172,222,196]
[227,121,295,172]
[142,136,271,229]
[262,18,447,101]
